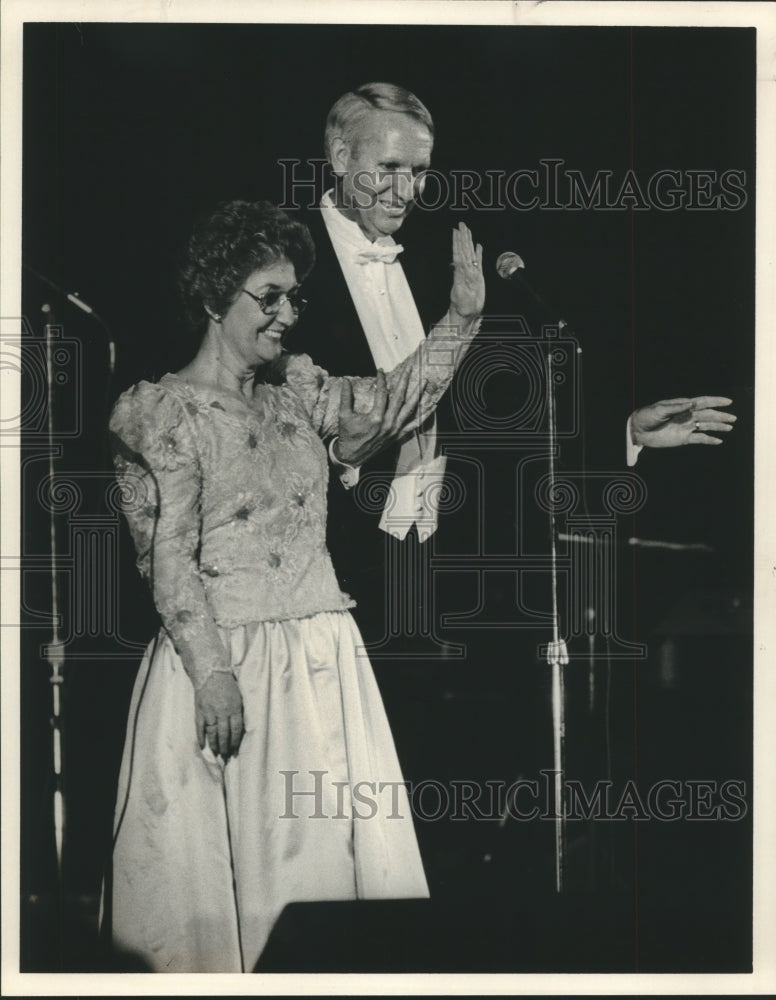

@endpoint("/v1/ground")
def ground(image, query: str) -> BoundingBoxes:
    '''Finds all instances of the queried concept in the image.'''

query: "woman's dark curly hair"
[178,200,316,329]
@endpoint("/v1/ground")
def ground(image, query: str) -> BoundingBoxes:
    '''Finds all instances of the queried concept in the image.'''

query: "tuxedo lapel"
[285,209,377,377]
[393,212,451,334]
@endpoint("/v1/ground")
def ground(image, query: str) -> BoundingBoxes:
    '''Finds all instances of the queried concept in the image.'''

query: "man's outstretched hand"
[334,365,426,467]
[631,396,736,449]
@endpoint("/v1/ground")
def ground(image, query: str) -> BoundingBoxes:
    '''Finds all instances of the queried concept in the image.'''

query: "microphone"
[24,264,116,373]
[495,251,525,281]
[495,250,569,330]
[66,291,97,316]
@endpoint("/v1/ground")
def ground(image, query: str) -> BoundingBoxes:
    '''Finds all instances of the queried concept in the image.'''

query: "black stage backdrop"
[20,23,754,973]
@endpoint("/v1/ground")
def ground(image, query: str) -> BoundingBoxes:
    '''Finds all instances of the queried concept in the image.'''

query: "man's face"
[332,110,433,241]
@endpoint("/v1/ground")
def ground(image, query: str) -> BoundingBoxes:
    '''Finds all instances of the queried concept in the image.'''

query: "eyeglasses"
[242,287,308,315]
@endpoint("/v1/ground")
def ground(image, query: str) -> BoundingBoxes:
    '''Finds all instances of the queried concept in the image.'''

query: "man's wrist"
[329,435,361,490]
[447,305,478,330]
[328,436,361,489]
[330,435,356,468]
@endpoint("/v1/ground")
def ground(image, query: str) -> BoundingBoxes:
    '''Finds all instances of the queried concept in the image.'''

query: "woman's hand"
[449,222,485,323]
[195,671,244,760]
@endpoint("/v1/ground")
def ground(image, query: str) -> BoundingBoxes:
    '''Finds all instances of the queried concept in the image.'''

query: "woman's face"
[216,258,300,370]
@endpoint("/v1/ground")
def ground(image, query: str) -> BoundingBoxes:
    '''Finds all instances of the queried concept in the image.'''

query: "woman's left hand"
[449,222,485,322]
[195,671,245,760]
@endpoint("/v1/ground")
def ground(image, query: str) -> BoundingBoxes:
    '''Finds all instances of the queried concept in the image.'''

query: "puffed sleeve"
[283,312,481,439]
[109,381,231,690]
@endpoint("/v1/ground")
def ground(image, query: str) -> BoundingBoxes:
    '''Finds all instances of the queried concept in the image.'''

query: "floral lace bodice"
[110,320,477,689]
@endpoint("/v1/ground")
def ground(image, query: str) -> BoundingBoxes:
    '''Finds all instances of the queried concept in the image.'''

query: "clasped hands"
[333,366,427,466]
[334,222,484,467]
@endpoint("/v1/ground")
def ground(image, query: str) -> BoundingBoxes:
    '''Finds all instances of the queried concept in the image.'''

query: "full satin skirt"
[110,610,429,973]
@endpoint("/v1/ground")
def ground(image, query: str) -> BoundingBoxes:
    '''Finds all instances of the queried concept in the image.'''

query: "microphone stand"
[545,339,569,894]
[34,276,117,959]
[499,255,570,892]
[42,302,66,886]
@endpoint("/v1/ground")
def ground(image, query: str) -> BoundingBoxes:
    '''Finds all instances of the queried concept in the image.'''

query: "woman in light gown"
[108,200,484,972]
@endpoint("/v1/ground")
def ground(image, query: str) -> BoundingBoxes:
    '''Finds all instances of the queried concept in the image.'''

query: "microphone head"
[496,251,525,280]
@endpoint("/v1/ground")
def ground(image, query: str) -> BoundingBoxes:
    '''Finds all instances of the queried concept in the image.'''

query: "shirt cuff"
[328,436,361,489]
[626,415,643,467]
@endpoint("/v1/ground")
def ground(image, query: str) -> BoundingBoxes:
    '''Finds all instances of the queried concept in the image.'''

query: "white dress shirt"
[320,191,447,541]
[626,416,643,466]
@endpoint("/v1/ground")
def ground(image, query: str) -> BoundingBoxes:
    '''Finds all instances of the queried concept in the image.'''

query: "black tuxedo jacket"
[285,208,450,375]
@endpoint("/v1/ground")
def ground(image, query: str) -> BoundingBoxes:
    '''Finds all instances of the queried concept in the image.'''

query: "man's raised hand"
[449,222,485,323]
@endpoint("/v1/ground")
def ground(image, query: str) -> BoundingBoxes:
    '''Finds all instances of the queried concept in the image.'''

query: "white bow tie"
[356,243,404,265]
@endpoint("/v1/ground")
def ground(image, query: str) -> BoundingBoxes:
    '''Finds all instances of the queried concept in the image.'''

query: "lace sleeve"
[284,312,481,439]
[109,381,230,690]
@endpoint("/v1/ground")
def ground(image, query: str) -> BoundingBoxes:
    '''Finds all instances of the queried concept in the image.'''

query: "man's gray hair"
[324,82,434,162]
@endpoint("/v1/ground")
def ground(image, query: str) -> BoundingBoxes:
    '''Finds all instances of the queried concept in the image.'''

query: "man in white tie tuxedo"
[282,82,457,651]
[281,81,737,653]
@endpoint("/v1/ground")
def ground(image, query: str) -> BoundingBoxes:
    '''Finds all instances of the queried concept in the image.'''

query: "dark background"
[20,23,754,973]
